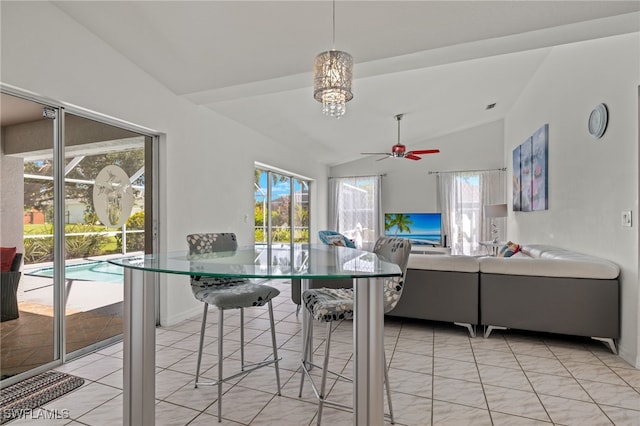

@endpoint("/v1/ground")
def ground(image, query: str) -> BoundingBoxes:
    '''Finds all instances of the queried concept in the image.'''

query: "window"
[438,170,505,255]
[254,166,310,246]
[328,175,381,250]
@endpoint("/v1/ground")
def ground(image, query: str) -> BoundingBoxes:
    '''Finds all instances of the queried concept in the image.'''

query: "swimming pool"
[27,261,124,283]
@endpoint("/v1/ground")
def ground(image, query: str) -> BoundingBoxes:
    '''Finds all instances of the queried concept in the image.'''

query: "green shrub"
[115,211,145,252]
[23,223,111,264]
[65,224,110,258]
[254,228,266,244]
[24,232,54,264]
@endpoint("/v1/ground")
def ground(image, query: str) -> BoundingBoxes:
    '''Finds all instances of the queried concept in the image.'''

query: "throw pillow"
[497,241,520,258]
[1,247,17,272]
[325,234,347,246]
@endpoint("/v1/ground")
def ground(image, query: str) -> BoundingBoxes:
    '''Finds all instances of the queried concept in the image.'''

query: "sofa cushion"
[408,254,479,273]
[1,247,17,272]
[497,241,520,258]
[318,230,356,248]
[479,255,619,279]
[519,244,557,258]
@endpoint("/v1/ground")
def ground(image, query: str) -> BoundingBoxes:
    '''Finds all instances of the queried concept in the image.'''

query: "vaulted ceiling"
[52,1,640,166]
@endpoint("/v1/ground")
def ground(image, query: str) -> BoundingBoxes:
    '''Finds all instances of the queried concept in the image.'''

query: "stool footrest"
[196,357,282,387]
[299,360,393,419]
[300,358,394,421]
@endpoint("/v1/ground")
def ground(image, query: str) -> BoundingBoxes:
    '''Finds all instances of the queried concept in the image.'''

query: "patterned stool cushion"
[302,287,354,322]
[302,237,412,323]
[191,277,280,310]
[187,233,237,255]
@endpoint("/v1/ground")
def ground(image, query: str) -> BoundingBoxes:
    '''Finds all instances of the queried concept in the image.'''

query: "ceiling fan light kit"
[313,0,353,119]
[361,114,440,161]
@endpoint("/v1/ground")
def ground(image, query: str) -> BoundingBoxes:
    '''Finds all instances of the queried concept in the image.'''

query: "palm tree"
[385,214,413,235]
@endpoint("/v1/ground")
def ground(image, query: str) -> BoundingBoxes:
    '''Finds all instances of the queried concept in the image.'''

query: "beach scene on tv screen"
[384,213,442,246]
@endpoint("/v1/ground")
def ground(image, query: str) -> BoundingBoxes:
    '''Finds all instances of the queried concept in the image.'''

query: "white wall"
[332,33,640,366]
[505,34,640,365]
[0,1,329,325]
[0,155,24,251]
[330,120,505,215]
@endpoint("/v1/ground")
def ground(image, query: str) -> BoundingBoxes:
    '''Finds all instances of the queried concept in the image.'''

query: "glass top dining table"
[109,244,402,425]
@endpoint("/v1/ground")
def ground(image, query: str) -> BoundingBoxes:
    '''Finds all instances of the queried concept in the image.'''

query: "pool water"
[27,261,124,283]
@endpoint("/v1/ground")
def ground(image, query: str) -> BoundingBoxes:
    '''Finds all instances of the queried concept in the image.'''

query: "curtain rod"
[329,174,386,179]
[428,167,506,175]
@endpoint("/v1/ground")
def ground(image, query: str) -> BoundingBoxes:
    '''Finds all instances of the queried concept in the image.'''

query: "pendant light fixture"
[313,0,353,118]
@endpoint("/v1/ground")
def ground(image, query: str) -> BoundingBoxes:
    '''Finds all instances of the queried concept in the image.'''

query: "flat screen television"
[384,213,442,246]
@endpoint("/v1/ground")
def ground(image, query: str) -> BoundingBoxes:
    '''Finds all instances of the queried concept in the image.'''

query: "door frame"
[0,84,161,385]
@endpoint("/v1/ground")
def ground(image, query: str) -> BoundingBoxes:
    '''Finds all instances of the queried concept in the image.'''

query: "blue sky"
[254,172,306,202]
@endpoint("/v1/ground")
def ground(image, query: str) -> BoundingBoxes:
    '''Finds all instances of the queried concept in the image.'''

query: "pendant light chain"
[332,0,336,49]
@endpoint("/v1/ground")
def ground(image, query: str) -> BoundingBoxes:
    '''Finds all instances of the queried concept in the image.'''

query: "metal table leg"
[123,268,156,426]
[301,278,312,365]
[353,277,384,425]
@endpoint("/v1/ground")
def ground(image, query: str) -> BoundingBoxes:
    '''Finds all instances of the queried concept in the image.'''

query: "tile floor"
[10,279,640,425]
[1,302,123,378]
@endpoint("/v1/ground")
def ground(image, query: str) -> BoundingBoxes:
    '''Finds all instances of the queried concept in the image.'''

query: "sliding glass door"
[0,91,157,382]
[1,94,58,380]
[254,167,310,247]
[62,113,151,356]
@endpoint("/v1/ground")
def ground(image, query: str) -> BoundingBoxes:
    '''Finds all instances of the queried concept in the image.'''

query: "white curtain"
[328,175,382,250]
[437,170,505,255]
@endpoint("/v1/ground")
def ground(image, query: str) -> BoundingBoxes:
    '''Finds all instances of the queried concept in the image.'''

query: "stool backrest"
[187,233,238,255]
[186,233,246,287]
[372,236,412,313]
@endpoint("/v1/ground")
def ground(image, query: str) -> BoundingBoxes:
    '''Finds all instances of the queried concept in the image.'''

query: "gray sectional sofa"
[386,254,480,337]
[386,244,620,353]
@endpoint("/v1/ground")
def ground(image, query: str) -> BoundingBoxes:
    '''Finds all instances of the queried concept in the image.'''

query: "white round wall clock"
[588,103,608,139]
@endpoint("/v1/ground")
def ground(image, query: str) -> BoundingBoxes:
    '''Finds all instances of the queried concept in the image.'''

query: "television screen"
[384,213,442,246]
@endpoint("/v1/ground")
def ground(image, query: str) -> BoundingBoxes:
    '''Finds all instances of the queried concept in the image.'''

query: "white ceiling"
[51,1,640,166]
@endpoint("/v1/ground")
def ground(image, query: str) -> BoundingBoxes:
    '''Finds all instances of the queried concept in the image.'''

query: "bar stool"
[298,236,411,425]
[187,233,281,422]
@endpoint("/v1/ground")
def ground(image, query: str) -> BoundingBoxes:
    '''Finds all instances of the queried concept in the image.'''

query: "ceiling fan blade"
[376,156,390,161]
[361,152,390,156]
[408,149,440,155]
[405,154,422,160]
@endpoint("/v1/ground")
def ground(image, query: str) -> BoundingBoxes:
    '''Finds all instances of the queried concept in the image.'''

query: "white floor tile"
[20,303,637,426]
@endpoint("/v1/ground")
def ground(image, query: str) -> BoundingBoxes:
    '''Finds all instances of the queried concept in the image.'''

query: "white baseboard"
[616,343,638,368]
[160,305,202,327]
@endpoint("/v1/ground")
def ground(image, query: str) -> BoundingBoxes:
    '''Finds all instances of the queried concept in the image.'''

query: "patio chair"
[1,250,22,322]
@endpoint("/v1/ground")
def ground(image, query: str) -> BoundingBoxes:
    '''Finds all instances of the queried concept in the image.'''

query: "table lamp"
[484,203,508,243]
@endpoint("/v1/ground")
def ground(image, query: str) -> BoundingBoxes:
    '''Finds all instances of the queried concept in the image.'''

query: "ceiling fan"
[361,114,440,161]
